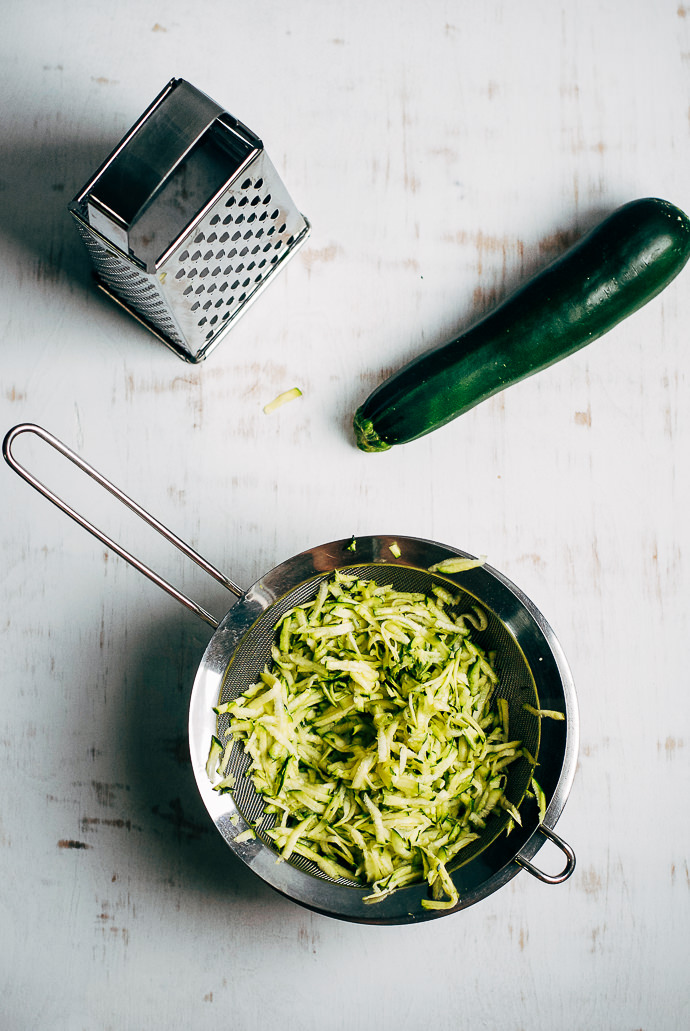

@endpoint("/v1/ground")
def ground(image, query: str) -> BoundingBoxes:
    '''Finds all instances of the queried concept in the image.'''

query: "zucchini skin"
[354,197,690,451]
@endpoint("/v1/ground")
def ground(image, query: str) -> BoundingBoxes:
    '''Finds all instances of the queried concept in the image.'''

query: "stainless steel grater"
[69,78,311,363]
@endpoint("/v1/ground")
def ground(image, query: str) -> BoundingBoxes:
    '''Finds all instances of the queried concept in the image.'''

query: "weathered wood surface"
[1,2,688,1028]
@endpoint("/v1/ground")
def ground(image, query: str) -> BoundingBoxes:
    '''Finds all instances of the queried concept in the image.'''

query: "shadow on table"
[0,133,160,354]
[0,128,294,913]
[109,602,289,912]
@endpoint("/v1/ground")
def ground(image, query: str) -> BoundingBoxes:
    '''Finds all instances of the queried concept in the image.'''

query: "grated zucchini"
[213,572,528,910]
[205,736,224,781]
[263,386,302,415]
[428,556,486,574]
[522,704,565,721]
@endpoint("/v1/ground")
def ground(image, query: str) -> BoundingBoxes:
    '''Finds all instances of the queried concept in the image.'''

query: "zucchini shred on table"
[207,571,536,910]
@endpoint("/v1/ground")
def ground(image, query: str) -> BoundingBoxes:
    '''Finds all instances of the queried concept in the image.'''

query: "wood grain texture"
[1,1,688,1029]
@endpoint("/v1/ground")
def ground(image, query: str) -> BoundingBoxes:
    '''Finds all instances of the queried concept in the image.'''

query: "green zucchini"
[354,197,690,451]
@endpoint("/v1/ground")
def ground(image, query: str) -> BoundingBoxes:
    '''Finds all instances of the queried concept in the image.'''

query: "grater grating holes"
[74,224,186,347]
[164,174,297,341]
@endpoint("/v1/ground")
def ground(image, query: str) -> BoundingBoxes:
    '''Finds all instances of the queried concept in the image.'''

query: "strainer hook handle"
[515,824,576,884]
[3,423,243,628]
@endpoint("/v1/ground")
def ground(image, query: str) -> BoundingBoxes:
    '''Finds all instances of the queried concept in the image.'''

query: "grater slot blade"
[87,80,224,238]
[129,122,257,271]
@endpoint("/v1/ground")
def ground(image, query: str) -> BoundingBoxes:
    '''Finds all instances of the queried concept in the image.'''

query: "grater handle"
[2,423,243,628]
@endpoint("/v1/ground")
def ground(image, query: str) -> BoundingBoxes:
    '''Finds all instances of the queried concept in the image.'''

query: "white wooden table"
[1,2,688,1028]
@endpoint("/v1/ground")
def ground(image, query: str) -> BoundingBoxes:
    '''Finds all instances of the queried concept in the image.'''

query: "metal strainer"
[3,425,578,924]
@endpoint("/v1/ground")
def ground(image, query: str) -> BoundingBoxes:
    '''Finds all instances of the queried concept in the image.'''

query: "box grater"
[69,78,311,363]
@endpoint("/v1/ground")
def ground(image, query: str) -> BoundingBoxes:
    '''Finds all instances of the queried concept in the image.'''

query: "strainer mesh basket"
[213,563,541,885]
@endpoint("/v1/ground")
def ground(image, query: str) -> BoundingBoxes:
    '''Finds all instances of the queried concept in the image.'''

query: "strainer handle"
[515,824,576,884]
[2,423,243,628]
